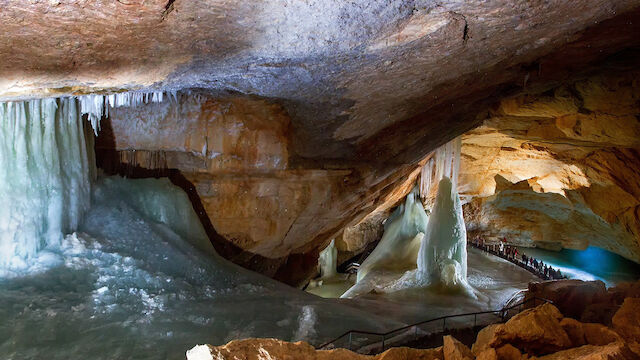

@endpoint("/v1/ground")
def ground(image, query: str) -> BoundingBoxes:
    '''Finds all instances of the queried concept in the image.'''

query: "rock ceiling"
[2,0,640,163]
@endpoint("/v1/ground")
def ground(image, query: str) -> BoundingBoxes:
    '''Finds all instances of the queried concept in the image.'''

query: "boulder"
[612,298,640,343]
[582,323,623,346]
[492,303,572,355]
[538,342,636,360]
[476,348,498,360]
[191,338,444,360]
[560,318,587,347]
[472,324,502,356]
[443,335,474,360]
[560,318,623,348]
[525,281,608,320]
[495,344,522,360]
[377,347,443,360]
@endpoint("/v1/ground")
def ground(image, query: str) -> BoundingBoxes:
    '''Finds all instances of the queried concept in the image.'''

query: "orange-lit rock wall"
[461,72,640,262]
[95,93,422,284]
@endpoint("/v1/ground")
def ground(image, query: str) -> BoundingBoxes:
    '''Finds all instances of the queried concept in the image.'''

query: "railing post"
[414,325,418,341]
[443,317,446,332]
[348,332,352,351]
[381,335,385,351]
[474,313,477,328]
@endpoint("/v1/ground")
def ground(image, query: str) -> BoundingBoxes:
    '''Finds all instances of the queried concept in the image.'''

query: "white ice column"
[417,177,468,286]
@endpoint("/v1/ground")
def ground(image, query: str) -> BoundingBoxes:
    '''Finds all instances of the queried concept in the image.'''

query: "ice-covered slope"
[0,176,403,359]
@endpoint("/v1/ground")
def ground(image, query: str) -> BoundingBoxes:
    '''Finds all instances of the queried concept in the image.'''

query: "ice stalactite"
[318,239,338,279]
[0,98,95,270]
[78,91,178,135]
[420,136,462,202]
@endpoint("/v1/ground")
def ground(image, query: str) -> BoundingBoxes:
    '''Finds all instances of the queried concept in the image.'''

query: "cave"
[1,1,640,359]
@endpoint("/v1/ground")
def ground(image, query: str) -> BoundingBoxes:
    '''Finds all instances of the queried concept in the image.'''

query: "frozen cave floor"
[0,176,542,360]
[0,176,403,360]
[313,247,540,325]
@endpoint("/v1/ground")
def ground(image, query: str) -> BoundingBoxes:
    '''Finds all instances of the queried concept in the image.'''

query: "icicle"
[420,136,462,204]
[75,91,174,135]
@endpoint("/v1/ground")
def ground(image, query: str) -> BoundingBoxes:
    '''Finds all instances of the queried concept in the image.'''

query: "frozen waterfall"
[0,98,94,270]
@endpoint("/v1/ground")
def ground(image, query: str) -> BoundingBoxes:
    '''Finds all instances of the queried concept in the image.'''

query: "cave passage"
[2,2,640,358]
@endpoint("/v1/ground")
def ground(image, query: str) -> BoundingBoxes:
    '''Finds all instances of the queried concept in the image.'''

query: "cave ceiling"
[1,0,640,167]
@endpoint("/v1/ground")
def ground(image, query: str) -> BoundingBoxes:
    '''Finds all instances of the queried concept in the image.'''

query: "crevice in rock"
[161,0,176,21]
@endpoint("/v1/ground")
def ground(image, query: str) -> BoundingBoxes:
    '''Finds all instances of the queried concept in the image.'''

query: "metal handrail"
[316,296,552,351]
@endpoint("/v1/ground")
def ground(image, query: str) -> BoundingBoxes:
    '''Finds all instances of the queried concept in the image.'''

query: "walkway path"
[469,242,565,281]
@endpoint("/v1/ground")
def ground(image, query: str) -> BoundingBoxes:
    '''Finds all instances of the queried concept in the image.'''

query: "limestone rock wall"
[96,93,424,284]
[461,72,640,262]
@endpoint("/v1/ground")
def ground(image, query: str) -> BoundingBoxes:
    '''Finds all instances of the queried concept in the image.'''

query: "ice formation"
[0,91,179,271]
[420,136,461,202]
[0,98,94,270]
[0,176,401,359]
[0,95,400,358]
[318,239,338,279]
[78,91,178,135]
[186,345,214,360]
[343,137,469,298]
[417,177,471,292]
[415,136,469,289]
[351,186,429,286]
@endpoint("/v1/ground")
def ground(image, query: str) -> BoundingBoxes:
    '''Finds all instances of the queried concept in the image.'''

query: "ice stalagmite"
[417,177,471,291]
[0,98,94,270]
[318,239,338,279]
